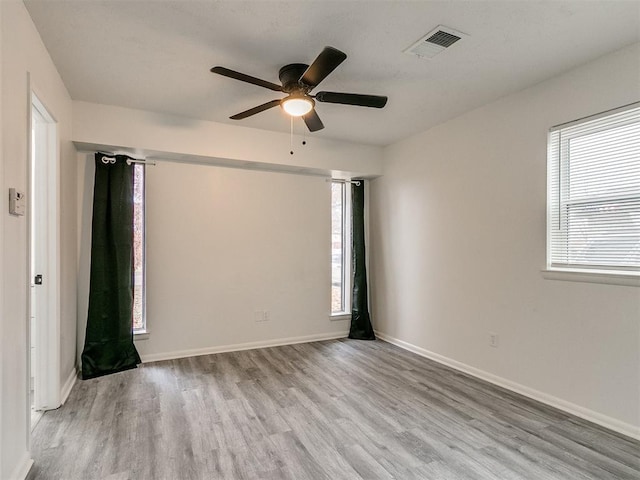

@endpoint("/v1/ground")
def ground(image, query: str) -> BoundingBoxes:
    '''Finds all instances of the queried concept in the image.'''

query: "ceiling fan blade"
[230,99,282,120]
[303,109,324,132]
[300,47,347,89]
[211,66,283,92]
[315,91,388,108]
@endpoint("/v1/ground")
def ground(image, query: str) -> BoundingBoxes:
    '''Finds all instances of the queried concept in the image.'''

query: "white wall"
[1,2,77,478]
[370,43,640,436]
[74,100,382,363]
[78,157,349,361]
[72,101,383,179]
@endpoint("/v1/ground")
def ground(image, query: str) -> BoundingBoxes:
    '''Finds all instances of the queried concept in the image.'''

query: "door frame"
[28,81,61,418]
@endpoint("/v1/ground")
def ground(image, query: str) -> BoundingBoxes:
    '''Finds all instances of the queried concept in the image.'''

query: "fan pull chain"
[290,118,308,155]
[290,116,294,155]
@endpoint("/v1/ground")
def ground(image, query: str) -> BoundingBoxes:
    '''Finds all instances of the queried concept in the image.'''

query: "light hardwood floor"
[28,339,640,479]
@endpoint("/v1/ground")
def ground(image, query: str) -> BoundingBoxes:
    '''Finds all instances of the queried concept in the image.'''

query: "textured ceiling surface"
[24,1,640,146]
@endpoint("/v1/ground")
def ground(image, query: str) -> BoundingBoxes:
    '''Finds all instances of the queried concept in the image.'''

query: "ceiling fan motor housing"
[279,63,310,93]
[211,46,387,132]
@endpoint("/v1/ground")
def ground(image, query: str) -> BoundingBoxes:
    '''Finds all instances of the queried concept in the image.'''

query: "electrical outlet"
[254,311,264,322]
[263,311,270,322]
[489,332,499,348]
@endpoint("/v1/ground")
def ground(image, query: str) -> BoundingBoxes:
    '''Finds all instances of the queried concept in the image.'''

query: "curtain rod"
[328,179,362,186]
[125,158,156,166]
[99,152,156,166]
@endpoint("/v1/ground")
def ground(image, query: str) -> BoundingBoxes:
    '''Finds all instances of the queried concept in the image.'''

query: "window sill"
[134,330,150,340]
[330,313,351,322]
[541,268,640,287]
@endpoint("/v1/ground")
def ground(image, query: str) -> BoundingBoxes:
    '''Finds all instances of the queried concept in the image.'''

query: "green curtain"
[81,153,141,379]
[349,180,375,340]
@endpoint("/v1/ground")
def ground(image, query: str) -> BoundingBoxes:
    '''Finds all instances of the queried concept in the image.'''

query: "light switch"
[9,188,25,216]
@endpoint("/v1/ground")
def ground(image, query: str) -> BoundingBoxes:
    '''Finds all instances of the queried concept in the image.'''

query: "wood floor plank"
[28,339,640,480]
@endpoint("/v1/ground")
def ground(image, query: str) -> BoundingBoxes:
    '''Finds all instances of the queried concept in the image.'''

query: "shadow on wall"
[143,109,203,129]
[77,154,95,366]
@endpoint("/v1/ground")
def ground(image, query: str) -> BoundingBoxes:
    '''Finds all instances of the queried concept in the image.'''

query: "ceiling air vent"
[404,26,467,59]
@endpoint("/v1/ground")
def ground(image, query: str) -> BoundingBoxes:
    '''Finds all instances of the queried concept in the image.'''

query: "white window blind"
[548,103,640,273]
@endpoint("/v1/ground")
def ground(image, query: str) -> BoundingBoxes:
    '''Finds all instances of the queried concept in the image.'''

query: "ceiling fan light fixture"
[282,96,314,117]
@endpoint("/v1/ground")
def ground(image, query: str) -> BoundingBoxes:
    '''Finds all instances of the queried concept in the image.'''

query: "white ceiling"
[24,1,640,147]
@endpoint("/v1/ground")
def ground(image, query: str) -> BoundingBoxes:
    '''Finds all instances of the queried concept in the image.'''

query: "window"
[547,103,640,276]
[331,181,351,315]
[133,164,146,333]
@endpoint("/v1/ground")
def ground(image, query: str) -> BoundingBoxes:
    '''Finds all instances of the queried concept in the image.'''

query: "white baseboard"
[140,331,349,364]
[375,331,640,441]
[10,452,33,480]
[60,365,78,405]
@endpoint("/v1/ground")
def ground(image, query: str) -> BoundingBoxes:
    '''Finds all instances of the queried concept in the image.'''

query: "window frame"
[133,163,148,337]
[331,180,352,318]
[545,102,640,286]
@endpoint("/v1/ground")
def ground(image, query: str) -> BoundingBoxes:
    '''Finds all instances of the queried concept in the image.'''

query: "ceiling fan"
[211,46,388,132]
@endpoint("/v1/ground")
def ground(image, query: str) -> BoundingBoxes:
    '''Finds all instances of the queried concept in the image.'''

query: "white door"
[29,92,60,422]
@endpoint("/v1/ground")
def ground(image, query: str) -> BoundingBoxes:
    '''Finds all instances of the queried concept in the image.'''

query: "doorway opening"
[29,92,60,431]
